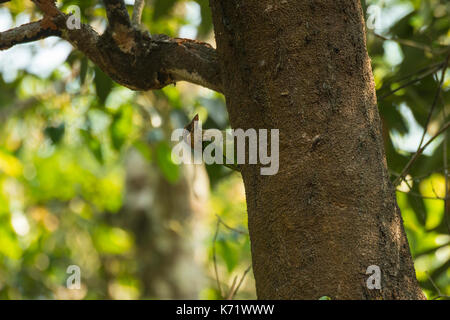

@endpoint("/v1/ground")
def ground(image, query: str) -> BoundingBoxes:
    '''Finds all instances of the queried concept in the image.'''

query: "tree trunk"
[123,149,209,299]
[209,0,425,299]
[0,0,427,300]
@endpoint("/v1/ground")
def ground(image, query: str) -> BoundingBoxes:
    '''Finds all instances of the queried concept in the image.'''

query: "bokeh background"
[0,0,448,299]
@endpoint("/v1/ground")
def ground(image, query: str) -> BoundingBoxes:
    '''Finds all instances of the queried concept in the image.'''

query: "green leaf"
[217,239,239,273]
[79,58,88,86]
[196,0,213,38]
[133,140,152,162]
[93,225,134,255]
[79,128,104,164]
[110,105,133,151]
[0,227,22,260]
[44,123,65,144]
[153,0,177,21]
[94,67,113,106]
[156,141,180,184]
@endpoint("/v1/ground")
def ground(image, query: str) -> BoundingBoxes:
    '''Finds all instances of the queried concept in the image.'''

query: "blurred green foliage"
[364,0,450,299]
[0,0,448,299]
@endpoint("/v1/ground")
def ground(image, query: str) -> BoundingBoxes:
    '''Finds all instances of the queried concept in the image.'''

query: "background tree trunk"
[123,149,209,299]
[209,0,425,299]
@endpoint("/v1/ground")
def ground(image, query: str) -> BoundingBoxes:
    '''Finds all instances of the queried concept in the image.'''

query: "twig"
[381,61,444,89]
[417,55,449,151]
[439,76,450,235]
[430,180,441,200]
[227,265,252,300]
[212,219,223,298]
[394,55,450,186]
[390,166,450,183]
[378,63,443,101]
[0,20,61,50]
[225,276,238,300]
[372,31,434,54]
[394,121,450,186]
[395,189,450,201]
[132,0,146,27]
[216,214,248,235]
[399,174,413,191]
[426,272,450,300]
[444,127,450,234]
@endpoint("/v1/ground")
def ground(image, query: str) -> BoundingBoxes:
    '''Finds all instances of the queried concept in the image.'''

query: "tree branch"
[132,0,146,27]
[103,0,132,30]
[0,0,223,93]
[0,20,60,50]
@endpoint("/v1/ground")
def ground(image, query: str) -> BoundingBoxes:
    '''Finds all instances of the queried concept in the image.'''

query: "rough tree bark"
[209,0,425,299]
[0,0,426,299]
